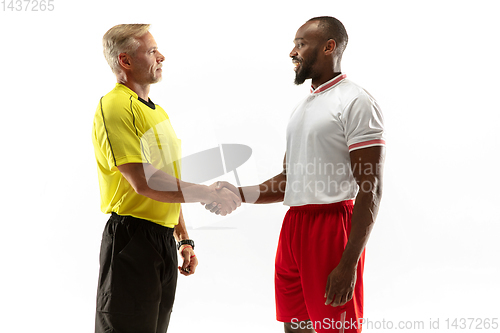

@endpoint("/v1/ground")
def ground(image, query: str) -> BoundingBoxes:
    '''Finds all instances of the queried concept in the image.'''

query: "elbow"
[374,180,383,201]
[131,181,150,197]
[357,176,383,201]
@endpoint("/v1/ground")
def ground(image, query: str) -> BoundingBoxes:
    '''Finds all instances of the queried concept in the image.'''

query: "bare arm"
[340,146,385,267]
[245,171,286,204]
[117,162,241,215]
[325,145,385,306]
[174,207,198,276]
[173,207,189,242]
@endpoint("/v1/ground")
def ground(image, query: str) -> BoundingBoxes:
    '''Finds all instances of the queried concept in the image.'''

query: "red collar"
[310,74,347,94]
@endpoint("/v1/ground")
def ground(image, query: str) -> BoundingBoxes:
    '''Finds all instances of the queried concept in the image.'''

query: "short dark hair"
[307,16,348,55]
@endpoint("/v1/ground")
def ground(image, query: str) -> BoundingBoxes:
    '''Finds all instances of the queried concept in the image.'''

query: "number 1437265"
[1,0,54,11]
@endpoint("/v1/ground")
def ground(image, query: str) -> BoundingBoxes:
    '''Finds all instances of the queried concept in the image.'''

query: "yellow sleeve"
[94,95,146,171]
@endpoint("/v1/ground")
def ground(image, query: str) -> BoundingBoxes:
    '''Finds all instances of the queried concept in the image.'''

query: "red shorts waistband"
[289,199,354,212]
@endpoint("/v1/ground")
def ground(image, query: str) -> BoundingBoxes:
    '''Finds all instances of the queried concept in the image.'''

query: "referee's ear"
[118,52,132,71]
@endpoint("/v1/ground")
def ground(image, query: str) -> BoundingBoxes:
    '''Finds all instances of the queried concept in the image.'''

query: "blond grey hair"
[102,24,151,74]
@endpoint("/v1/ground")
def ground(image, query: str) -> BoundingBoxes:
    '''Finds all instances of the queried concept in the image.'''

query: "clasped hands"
[201,181,241,216]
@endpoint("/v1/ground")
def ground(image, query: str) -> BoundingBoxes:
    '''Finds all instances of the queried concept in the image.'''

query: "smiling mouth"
[292,59,301,72]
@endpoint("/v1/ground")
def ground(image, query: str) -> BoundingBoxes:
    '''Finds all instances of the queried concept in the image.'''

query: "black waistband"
[110,212,174,236]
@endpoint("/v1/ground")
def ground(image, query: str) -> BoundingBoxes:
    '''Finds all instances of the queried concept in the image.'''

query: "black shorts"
[95,213,178,333]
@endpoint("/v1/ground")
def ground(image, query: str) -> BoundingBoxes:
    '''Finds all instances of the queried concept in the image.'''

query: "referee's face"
[132,32,165,85]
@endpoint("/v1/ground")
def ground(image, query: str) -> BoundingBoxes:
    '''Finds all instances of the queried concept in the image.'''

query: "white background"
[1,0,499,332]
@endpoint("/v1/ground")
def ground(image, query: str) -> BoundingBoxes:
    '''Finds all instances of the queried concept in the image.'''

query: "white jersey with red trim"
[283,74,385,206]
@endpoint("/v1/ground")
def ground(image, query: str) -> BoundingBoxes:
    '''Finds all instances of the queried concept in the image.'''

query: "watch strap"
[177,239,195,250]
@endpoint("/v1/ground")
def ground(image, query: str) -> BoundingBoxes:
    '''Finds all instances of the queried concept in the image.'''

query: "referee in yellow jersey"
[92,24,241,333]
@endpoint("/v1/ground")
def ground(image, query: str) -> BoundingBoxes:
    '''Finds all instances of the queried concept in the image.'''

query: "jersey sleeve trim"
[348,139,386,152]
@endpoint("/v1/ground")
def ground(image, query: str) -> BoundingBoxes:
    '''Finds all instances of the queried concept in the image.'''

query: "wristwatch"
[177,239,195,251]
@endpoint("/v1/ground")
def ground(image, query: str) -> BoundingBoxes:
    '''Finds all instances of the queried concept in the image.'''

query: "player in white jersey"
[207,16,385,332]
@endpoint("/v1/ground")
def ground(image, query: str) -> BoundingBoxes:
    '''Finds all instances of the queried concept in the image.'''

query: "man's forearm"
[338,183,382,269]
[134,164,240,216]
[174,208,190,242]
[239,172,287,204]
[145,167,208,203]
[118,162,210,203]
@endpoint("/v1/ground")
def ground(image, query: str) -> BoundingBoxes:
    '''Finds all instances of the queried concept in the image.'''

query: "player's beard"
[294,52,318,85]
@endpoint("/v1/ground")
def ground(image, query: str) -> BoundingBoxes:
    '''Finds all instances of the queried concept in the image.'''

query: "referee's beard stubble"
[152,65,163,83]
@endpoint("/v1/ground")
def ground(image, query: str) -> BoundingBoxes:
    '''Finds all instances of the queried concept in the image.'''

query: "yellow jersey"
[92,83,181,228]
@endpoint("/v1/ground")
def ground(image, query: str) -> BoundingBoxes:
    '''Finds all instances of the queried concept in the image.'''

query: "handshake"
[200,181,242,216]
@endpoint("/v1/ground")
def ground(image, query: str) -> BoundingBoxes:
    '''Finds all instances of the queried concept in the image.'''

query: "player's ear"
[118,52,132,70]
[324,39,336,55]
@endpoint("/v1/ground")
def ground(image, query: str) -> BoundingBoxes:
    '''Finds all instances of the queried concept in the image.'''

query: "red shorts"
[275,200,364,332]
